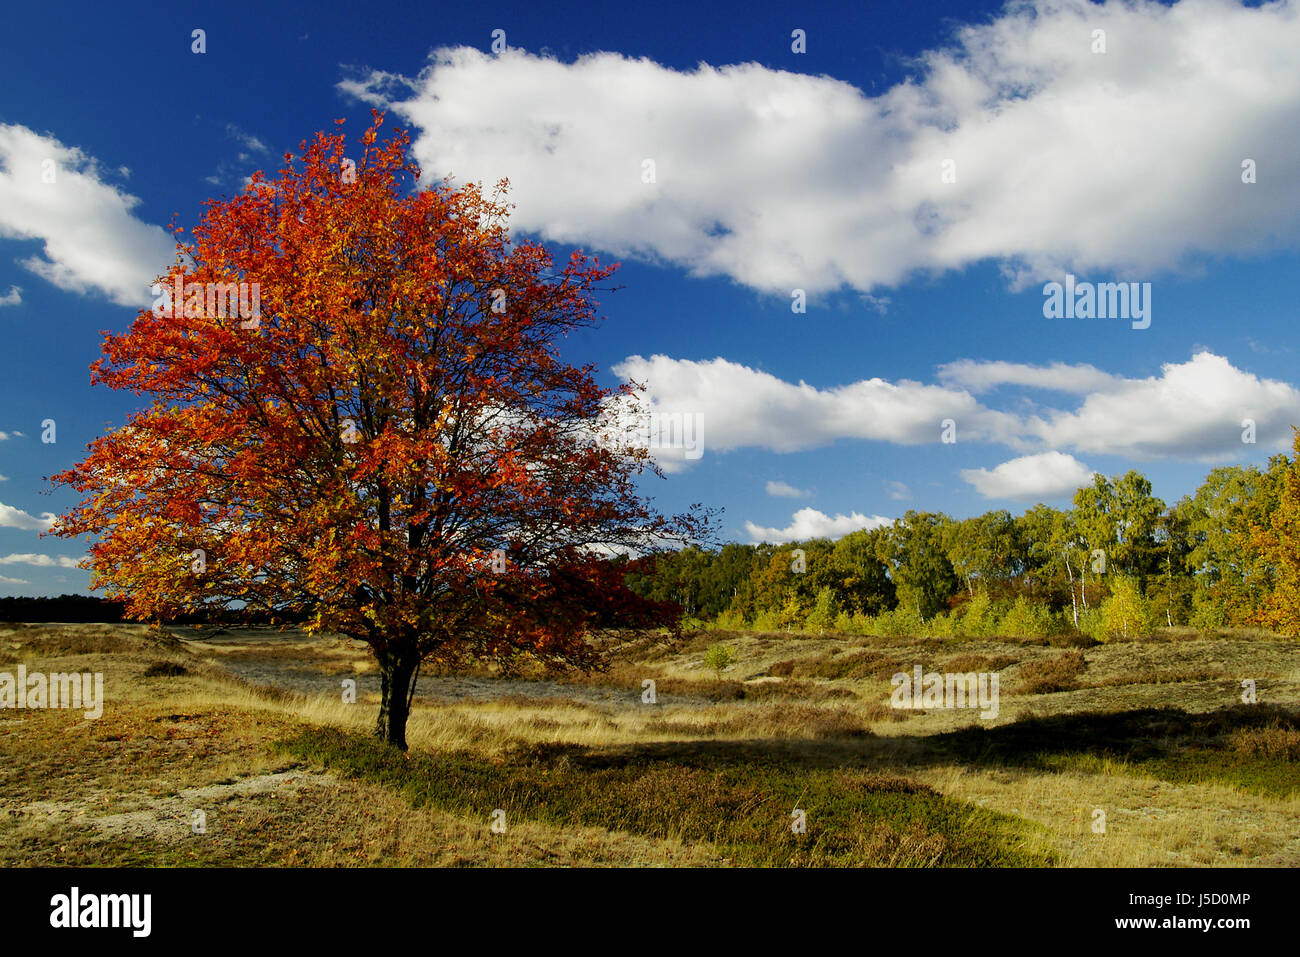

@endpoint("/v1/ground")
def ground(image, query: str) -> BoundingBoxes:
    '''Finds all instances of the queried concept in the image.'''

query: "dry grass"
[1017,651,1089,694]
[1,620,1296,867]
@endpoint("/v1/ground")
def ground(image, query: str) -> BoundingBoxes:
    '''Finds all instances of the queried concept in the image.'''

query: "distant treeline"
[0,595,126,622]
[0,594,293,624]
[625,453,1300,640]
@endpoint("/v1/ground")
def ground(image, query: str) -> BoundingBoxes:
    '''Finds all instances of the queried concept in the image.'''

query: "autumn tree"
[48,115,706,749]
[1250,433,1300,635]
[1188,461,1286,626]
[1099,575,1156,641]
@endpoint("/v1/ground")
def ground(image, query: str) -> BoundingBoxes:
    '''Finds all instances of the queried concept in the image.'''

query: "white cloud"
[613,351,1300,467]
[887,481,913,501]
[744,507,891,544]
[344,0,1300,295]
[765,480,809,499]
[961,452,1096,500]
[226,124,270,155]
[0,124,174,306]
[937,359,1117,395]
[0,285,20,307]
[0,575,29,585]
[611,354,1019,454]
[0,553,82,568]
[1026,352,1300,459]
[0,501,56,531]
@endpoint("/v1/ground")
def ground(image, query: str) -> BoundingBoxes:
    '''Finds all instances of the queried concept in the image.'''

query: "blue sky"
[1,0,1298,595]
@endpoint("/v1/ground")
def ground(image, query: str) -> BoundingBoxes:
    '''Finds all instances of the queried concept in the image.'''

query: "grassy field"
[1,621,1297,867]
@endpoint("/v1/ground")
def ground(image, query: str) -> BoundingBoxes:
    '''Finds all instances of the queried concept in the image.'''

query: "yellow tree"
[1251,431,1300,636]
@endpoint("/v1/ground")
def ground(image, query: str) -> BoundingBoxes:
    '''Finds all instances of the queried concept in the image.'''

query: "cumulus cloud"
[0,575,29,585]
[1026,352,1300,459]
[614,351,1300,466]
[937,359,1117,395]
[611,354,1019,453]
[0,124,174,306]
[765,480,809,499]
[0,285,20,307]
[344,0,1300,295]
[0,501,56,531]
[744,507,892,544]
[961,451,1096,500]
[0,553,82,568]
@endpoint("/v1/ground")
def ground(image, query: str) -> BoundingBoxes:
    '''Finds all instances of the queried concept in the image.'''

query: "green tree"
[875,511,960,620]
[1149,500,1196,626]
[703,643,735,678]
[699,543,756,619]
[1099,576,1156,641]
[944,510,1024,597]
[1017,503,1084,624]
[1074,470,1165,595]
[806,586,840,630]
[1188,461,1286,626]
[818,527,896,615]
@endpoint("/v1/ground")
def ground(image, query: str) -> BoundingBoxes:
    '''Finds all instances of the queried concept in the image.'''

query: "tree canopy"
[50,114,707,748]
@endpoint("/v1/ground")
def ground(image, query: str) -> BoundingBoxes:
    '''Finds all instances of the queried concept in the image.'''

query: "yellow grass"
[1,621,1296,866]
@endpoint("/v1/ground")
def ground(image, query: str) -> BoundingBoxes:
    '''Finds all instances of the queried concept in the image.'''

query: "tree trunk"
[374,648,419,750]
[1064,551,1079,627]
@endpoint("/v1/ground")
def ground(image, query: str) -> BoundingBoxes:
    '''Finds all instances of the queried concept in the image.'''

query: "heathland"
[2,620,1296,867]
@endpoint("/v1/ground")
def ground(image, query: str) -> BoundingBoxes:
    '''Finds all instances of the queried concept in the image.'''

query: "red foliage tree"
[49,114,707,748]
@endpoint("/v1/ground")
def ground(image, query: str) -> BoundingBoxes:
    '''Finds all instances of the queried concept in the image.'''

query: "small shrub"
[143,660,189,678]
[702,643,736,678]
[1076,607,1106,643]
[998,596,1057,639]
[923,612,958,639]
[1017,651,1087,694]
[1189,593,1228,631]
[714,607,746,630]
[944,653,1018,673]
[1230,724,1300,760]
[806,587,839,631]
[848,611,875,635]
[955,593,996,638]
[1099,577,1157,641]
[872,606,924,639]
